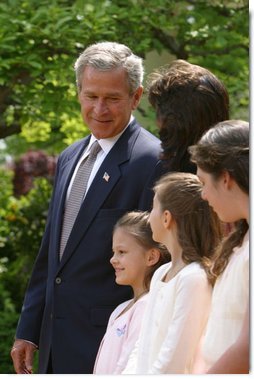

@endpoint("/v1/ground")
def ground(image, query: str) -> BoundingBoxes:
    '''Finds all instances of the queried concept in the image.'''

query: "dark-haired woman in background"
[147,59,229,173]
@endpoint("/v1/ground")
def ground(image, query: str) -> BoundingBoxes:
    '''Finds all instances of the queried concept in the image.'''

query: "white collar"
[89,115,134,154]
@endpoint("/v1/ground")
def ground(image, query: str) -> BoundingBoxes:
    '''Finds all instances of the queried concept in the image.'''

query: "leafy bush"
[0,169,13,252]
[0,281,19,373]
[0,168,52,372]
[0,177,53,309]
[12,150,56,196]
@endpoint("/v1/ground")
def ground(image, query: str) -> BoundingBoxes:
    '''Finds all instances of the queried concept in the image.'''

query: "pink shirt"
[93,294,148,374]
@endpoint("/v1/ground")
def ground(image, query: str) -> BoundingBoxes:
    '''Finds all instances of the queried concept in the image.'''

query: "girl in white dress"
[189,119,249,374]
[123,172,222,374]
[93,211,169,374]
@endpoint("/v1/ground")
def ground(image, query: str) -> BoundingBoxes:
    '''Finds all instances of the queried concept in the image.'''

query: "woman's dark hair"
[113,211,169,290]
[154,172,222,285]
[147,60,229,172]
[189,119,249,278]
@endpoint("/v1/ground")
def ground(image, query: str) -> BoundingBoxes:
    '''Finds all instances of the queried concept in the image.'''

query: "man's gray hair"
[74,41,144,94]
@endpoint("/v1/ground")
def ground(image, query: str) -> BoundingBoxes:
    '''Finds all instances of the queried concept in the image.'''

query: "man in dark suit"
[11,42,164,374]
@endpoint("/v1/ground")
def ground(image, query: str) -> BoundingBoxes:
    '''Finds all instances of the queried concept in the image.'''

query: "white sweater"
[123,262,212,374]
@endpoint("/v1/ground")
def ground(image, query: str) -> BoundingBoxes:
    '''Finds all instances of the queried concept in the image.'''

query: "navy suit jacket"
[16,119,165,373]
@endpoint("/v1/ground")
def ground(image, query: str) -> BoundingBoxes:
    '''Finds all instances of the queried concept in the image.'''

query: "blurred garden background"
[0,0,248,373]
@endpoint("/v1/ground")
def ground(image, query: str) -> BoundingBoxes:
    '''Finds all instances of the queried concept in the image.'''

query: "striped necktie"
[59,141,101,260]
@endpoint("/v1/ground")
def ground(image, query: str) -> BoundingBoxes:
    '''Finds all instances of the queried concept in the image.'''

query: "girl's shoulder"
[130,293,149,315]
[178,262,209,283]
[234,230,249,258]
[173,263,211,295]
[152,262,206,284]
[110,299,133,320]
[182,261,205,273]
[152,262,172,281]
[227,230,249,269]
[221,231,249,282]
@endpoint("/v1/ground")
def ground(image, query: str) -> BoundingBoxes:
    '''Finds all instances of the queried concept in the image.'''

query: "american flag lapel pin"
[103,172,110,182]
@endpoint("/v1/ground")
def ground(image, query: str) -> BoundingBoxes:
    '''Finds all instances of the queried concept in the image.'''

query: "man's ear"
[132,86,143,110]
[147,248,161,267]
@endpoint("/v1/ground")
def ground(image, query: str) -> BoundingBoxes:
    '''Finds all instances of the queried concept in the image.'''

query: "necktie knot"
[89,140,101,158]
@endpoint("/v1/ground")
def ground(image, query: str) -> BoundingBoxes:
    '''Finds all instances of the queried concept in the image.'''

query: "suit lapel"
[57,121,140,270]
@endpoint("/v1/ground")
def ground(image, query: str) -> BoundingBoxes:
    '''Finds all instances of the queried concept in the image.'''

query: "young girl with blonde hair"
[93,211,169,374]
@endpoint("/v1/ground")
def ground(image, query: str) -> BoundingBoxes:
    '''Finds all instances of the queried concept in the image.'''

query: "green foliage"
[1,0,94,150]
[0,175,52,308]
[0,0,249,153]
[0,0,249,371]
[0,282,39,373]
[0,168,52,372]
[182,0,249,119]
[0,169,14,250]
[0,289,19,373]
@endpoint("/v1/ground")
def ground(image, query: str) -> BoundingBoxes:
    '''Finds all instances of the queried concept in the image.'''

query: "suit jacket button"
[55,277,61,284]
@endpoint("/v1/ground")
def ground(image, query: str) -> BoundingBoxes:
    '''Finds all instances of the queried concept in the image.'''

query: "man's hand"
[11,339,37,374]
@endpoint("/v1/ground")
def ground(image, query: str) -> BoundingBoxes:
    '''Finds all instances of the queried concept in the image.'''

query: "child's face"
[111,227,148,289]
[149,193,166,244]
